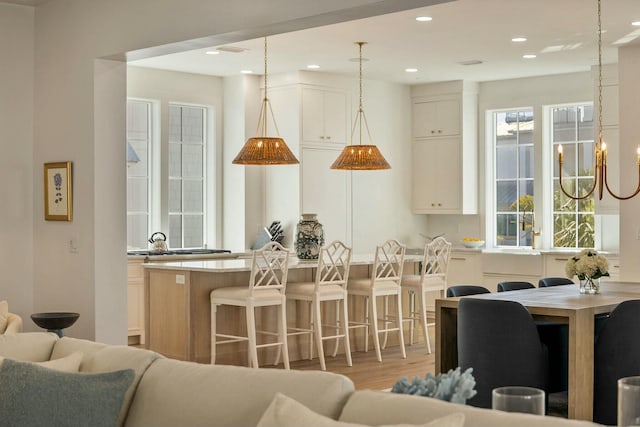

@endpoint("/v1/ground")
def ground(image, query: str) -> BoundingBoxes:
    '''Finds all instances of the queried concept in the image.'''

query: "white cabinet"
[410,81,478,214]
[447,250,482,288]
[127,258,145,345]
[301,87,347,144]
[543,252,619,282]
[412,138,461,212]
[412,97,460,138]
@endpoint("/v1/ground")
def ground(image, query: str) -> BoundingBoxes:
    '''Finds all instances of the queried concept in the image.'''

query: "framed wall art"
[44,161,73,221]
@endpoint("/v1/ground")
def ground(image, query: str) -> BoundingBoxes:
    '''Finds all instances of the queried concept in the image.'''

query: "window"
[126,101,211,250]
[551,104,595,248]
[168,104,207,248]
[126,100,151,249]
[492,109,535,247]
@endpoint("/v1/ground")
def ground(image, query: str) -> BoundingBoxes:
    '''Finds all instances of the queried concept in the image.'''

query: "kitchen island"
[142,255,420,364]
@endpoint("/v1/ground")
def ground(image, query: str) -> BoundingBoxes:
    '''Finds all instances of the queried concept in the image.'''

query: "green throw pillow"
[0,358,134,427]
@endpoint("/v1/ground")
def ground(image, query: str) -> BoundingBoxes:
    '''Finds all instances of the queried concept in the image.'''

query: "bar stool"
[401,236,451,354]
[283,240,353,370]
[348,239,406,362]
[210,241,290,369]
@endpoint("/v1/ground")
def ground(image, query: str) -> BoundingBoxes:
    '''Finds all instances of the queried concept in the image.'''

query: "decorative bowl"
[462,240,485,248]
[31,312,80,330]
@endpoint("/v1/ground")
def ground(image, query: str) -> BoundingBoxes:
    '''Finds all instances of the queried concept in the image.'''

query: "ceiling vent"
[215,46,248,53]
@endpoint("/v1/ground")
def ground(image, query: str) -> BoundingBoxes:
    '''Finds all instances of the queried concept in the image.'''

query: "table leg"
[567,309,595,421]
[435,301,458,373]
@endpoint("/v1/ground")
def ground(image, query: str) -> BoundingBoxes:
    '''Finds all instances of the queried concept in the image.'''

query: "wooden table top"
[438,281,640,314]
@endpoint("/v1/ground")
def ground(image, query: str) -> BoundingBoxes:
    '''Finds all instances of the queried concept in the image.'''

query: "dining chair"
[497,281,535,292]
[210,241,290,369]
[445,285,490,297]
[400,236,452,354]
[348,239,406,362]
[282,240,353,371]
[538,277,574,287]
[593,299,640,425]
[458,298,548,409]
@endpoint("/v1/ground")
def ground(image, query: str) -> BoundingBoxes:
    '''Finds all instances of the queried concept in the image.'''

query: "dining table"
[435,281,640,421]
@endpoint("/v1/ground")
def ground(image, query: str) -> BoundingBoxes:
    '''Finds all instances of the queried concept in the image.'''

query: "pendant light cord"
[597,0,603,148]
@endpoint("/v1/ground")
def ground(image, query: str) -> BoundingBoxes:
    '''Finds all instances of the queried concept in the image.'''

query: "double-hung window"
[488,103,595,250]
[492,109,535,247]
[126,100,211,250]
[551,104,595,248]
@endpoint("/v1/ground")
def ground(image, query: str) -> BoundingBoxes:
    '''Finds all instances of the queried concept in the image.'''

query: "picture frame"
[44,161,73,221]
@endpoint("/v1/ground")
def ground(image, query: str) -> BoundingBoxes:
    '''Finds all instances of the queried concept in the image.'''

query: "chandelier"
[331,42,391,170]
[232,37,299,165]
[557,0,640,200]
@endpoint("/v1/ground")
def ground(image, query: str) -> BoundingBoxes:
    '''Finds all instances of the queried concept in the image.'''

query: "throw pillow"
[0,357,134,427]
[0,300,8,333]
[0,351,83,372]
[257,393,466,427]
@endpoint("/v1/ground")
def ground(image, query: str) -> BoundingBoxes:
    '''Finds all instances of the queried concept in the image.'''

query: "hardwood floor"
[290,335,435,391]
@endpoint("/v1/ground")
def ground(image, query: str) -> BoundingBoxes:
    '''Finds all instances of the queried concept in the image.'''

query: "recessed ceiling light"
[240,70,253,74]
[512,37,527,43]
[522,54,537,59]
[205,50,220,55]
[416,16,432,22]
[633,21,640,26]
[307,64,320,69]
[405,68,418,73]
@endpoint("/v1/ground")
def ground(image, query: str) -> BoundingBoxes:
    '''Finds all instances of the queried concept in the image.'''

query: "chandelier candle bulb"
[637,145,640,164]
[558,145,563,163]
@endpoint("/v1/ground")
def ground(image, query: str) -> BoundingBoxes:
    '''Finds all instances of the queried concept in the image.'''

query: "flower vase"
[295,213,324,260]
[580,277,600,295]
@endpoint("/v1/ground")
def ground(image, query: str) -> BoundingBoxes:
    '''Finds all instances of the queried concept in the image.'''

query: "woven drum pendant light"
[331,42,390,170]
[232,37,299,165]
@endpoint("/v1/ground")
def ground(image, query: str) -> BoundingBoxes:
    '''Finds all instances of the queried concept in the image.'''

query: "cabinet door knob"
[438,129,443,133]
[431,203,436,207]
[431,130,436,134]
[326,136,331,140]
[320,136,325,139]
[438,203,442,207]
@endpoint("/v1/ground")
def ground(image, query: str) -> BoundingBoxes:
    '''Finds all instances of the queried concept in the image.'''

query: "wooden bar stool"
[282,240,353,370]
[347,239,406,362]
[210,241,291,369]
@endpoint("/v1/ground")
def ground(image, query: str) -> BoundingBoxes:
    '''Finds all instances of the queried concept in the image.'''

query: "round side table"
[31,312,80,337]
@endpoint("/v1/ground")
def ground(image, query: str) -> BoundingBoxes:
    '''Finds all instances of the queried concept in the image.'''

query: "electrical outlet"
[175,275,185,284]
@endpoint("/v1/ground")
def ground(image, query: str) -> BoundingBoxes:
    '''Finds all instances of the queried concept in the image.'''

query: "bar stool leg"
[246,305,259,368]
[210,304,218,364]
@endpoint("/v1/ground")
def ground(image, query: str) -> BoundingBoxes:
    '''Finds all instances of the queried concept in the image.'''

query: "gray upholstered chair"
[538,277,574,287]
[497,281,535,292]
[593,299,640,425]
[458,298,548,409]
[446,285,490,298]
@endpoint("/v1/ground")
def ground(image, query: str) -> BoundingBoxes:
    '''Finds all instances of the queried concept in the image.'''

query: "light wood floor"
[289,330,436,391]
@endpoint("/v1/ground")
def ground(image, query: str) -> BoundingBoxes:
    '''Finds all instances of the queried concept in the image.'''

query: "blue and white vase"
[295,213,324,260]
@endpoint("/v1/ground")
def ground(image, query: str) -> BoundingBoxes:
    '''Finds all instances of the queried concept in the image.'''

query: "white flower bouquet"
[391,367,477,404]
[565,249,609,280]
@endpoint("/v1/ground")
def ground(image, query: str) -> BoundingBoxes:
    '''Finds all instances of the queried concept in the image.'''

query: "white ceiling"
[130,0,640,85]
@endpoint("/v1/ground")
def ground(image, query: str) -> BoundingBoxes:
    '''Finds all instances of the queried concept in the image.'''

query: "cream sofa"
[0,333,604,427]
[3,312,22,334]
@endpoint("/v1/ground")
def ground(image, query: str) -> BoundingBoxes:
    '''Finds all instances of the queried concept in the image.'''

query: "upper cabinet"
[301,87,348,144]
[411,81,478,214]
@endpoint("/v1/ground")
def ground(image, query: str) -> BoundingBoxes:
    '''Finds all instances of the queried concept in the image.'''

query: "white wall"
[618,44,640,283]
[28,0,437,342]
[426,72,603,249]
[0,4,34,322]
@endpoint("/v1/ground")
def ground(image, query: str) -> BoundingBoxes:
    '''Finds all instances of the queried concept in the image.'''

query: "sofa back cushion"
[125,359,355,427]
[52,337,162,427]
[339,390,602,427]
[0,332,58,361]
[0,300,7,333]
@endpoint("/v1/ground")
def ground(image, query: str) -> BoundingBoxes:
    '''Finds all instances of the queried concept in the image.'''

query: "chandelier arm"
[558,160,597,200]
[265,99,281,136]
[255,99,267,136]
[350,108,362,143]
[602,163,640,200]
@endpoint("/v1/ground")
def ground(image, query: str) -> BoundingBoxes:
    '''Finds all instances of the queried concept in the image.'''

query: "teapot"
[148,232,168,252]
